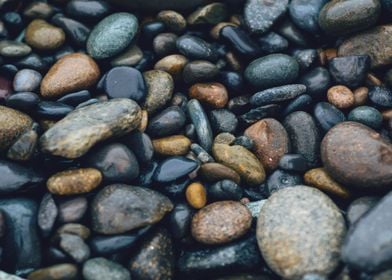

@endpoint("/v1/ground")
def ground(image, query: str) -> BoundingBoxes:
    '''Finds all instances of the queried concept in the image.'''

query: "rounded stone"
[289,0,328,33]
[152,135,191,156]
[191,201,252,245]
[0,40,31,58]
[154,54,188,80]
[348,106,383,129]
[185,182,207,209]
[153,156,199,183]
[176,35,218,61]
[87,12,138,59]
[107,0,204,12]
[147,106,186,137]
[187,2,228,25]
[13,69,42,92]
[353,87,369,106]
[111,44,143,67]
[7,129,38,161]
[189,82,228,108]
[143,70,174,114]
[250,84,307,106]
[183,60,219,84]
[83,258,130,280]
[157,10,187,33]
[199,163,241,184]
[208,180,243,201]
[28,264,78,280]
[257,186,346,279]
[327,85,354,109]
[25,19,65,50]
[313,102,346,132]
[209,109,238,134]
[40,53,100,99]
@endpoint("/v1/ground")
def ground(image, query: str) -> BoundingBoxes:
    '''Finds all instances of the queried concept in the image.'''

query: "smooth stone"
[56,223,91,240]
[244,0,289,34]
[59,233,90,263]
[40,53,100,99]
[57,90,91,107]
[28,264,78,280]
[157,10,186,33]
[318,0,381,36]
[304,168,351,199]
[199,163,241,184]
[276,19,308,47]
[346,196,379,225]
[257,32,288,54]
[279,154,309,172]
[37,194,58,237]
[299,67,331,99]
[147,106,186,137]
[0,105,33,151]
[85,143,140,183]
[35,101,74,119]
[14,54,47,71]
[191,143,214,163]
[214,133,236,145]
[289,0,328,33]
[108,0,203,11]
[40,99,142,159]
[293,49,318,71]
[257,186,346,279]
[209,109,238,133]
[338,25,392,68]
[327,85,355,109]
[240,104,281,125]
[87,12,138,59]
[321,122,392,189]
[218,71,243,94]
[192,201,252,245]
[212,143,265,186]
[153,135,191,156]
[143,70,174,114]
[187,2,228,25]
[187,99,214,151]
[23,2,54,19]
[176,35,218,61]
[178,235,262,276]
[51,15,90,48]
[250,84,306,106]
[13,69,42,92]
[154,54,188,80]
[91,184,173,234]
[245,54,299,90]
[186,182,207,209]
[7,129,38,161]
[47,168,102,195]
[129,228,174,280]
[283,111,321,167]
[342,190,392,272]
[267,169,303,194]
[153,156,199,183]
[153,33,178,57]
[348,106,383,129]
[0,40,31,57]
[111,44,143,67]
[189,82,228,108]
[329,55,370,88]
[83,258,130,280]
[66,0,110,21]
[208,180,243,201]
[140,21,165,43]
[25,19,65,50]
[183,60,219,84]
[123,131,154,164]
[314,102,346,132]
[245,118,290,172]
[57,196,88,223]
[369,86,392,107]
[220,26,260,58]
[0,198,41,276]
[169,203,193,239]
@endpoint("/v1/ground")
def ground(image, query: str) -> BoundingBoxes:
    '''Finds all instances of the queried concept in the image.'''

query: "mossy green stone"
[87,12,138,60]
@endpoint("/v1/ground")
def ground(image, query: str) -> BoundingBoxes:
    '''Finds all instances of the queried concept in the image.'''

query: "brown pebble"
[199,162,241,184]
[319,48,337,65]
[304,168,351,199]
[56,223,91,240]
[327,85,355,109]
[214,132,236,145]
[157,10,187,33]
[382,109,392,121]
[191,201,252,245]
[39,119,57,131]
[25,19,65,50]
[366,73,382,86]
[353,87,369,106]
[189,82,228,108]
[137,110,148,132]
[40,53,100,98]
[185,182,207,209]
[154,54,188,80]
[152,135,191,156]
[47,168,102,195]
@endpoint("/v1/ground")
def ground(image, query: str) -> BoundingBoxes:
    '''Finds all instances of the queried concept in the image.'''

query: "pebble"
[152,32,178,57]
[57,196,88,224]
[25,19,65,50]
[212,143,265,186]
[348,106,383,129]
[40,53,100,99]
[66,0,111,22]
[28,264,78,280]
[321,122,392,190]
[153,156,199,183]
[0,105,33,151]
[40,99,141,158]
[293,49,318,71]
[189,82,228,108]
[51,15,91,48]
[313,102,346,132]
[245,54,299,90]
[245,118,290,172]
[111,44,143,67]
[56,223,90,240]
[185,182,207,209]
[368,86,392,107]
[327,85,355,109]
[13,69,42,92]
[103,66,146,102]
[244,0,288,34]
[187,99,213,151]
[83,258,130,280]
[257,32,288,54]
[147,106,186,137]
[7,129,38,161]
[47,168,102,195]
[257,186,346,279]
[338,25,392,68]
[183,60,219,84]
[283,93,312,117]
[123,131,154,163]
[266,169,303,194]
[57,90,91,107]
[37,194,57,237]
[177,35,218,61]
[240,104,281,125]
[199,162,241,184]
[154,54,188,80]
[23,2,54,19]
[250,84,307,106]
[342,190,392,272]
[347,196,379,225]
[299,67,331,99]
[169,202,193,239]
[157,10,186,33]
[91,184,173,234]
[289,0,328,34]
[87,13,138,59]
[208,180,243,201]
[0,40,31,57]
[209,109,238,133]
[36,101,74,119]
[329,55,370,88]
[187,2,228,25]
[191,201,252,245]
[220,26,260,58]
[318,0,381,36]
[278,154,309,172]
[153,135,191,156]
[143,70,174,114]
[59,233,90,263]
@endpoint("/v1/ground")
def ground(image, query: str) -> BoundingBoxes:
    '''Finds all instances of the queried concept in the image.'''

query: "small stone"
[7,129,37,161]
[147,106,186,137]
[187,99,214,151]
[327,85,355,109]
[36,101,74,119]
[313,102,346,132]
[348,106,383,129]
[187,2,228,25]
[38,194,58,237]
[124,131,154,164]
[56,223,91,240]
[152,135,191,156]
[329,55,370,88]
[157,10,187,33]
[66,0,110,21]
[6,92,40,112]
[51,15,91,48]
[0,40,31,57]
[209,109,238,134]
[183,60,219,84]
[40,53,100,99]
[191,201,252,245]
[153,32,178,57]
[23,2,54,19]
[199,162,241,184]
[266,169,303,194]
[25,19,65,50]
[212,143,265,186]
[28,264,78,280]
[185,182,207,209]
[214,132,236,145]
[177,35,218,61]
[299,67,331,99]
[347,196,379,225]
[154,54,188,80]
[91,184,173,234]
[153,156,199,183]
[353,87,369,106]
[59,233,90,263]
[83,258,130,280]
[257,32,289,54]
[289,0,327,33]
[208,180,243,201]
[111,44,143,67]
[250,84,306,106]
[369,86,392,107]
[57,196,88,224]
[13,69,42,92]
[279,154,309,172]
[189,82,228,108]
[143,70,174,114]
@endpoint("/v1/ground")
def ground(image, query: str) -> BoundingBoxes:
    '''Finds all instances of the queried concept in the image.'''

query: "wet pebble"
[7,129,38,161]
[36,101,74,119]
[289,0,327,33]
[25,19,65,50]
[123,131,154,164]
[176,35,218,61]
[143,70,174,114]
[183,60,219,84]
[38,194,58,237]
[57,196,88,224]
[13,69,42,92]
[329,55,370,88]
[189,82,228,108]
[147,106,186,137]
[59,233,90,263]
[208,180,243,201]
[187,99,213,151]
[66,0,111,22]
[314,102,346,132]
[250,84,306,106]
[185,182,207,209]
[83,258,130,280]
[327,85,355,109]
[299,67,331,99]
[257,32,288,54]
[348,106,383,129]
[368,86,392,107]
[199,162,241,184]
[267,169,303,194]
[153,156,199,183]
[278,154,309,172]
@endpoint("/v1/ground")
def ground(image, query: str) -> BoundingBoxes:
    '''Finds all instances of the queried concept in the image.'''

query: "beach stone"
[123,131,154,164]
[59,233,90,263]
[347,196,379,225]
[369,86,392,108]
[353,87,369,106]
[37,194,57,237]
[147,106,186,137]
[189,82,228,108]
[143,70,174,114]
[250,84,306,106]
[289,0,328,33]
[185,182,207,209]
[25,19,65,50]
[329,55,370,88]
[209,109,238,134]
[13,69,42,92]
[266,169,303,194]
[28,264,78,280]
[313,102,346,132]
[111,44,143,67]
[157,10,187,33]
[40,53,100,99]
[153,156,199,183]
[327,85,355,109]
[56,223,91,240]
[187,2,228,25]
[154,54,188,80]
[321,122,392,190]
[191,201,252,245]
[152,135,191,156]
[7,130,38,161]
[279,154,309,172]
[199,162,241,184]
[83,258,130,280]
[183,60,219,84]
[176,35,219,61]
[91,184,173,234]
[0,41,31,57]
[57,197,88,224]
[40,99,141,159]
[187,99,213,151]
[348,106,383,129]
[212,143,265,186]
[257,186,346,279]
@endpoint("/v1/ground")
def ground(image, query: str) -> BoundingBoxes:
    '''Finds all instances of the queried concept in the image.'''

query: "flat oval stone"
[40,99,142,159]
[152,135,191,156]
[152,32,178,57]
[28,264,78,280]
[346,196,379,225]
[189,82,228,108]
[87,13,138,59]
[299,67,331,99]
[199,162,241,184]
[191,201,252,245]
[329,55,370,88]
[257,186,346,279]
[212,143,265,186]
[250,84,306,106]
[57,197,88,224]
[245,118,290,172]
[40,53,100,99]
[348,106,383,129]
[6,92,40,112]
[147,106,186,137]
[245,54,299,90]
[289,0,328,33]
[176,35,218,61]
[83,258,130,280]
[111,44,143,67]
[313,102,346,132]
[52,15,91,48]
[37,194,58,237]
[123,131,154,164]
[186,182,207,209]
[0,40,31,57]
[13,69,42,92]
[47,168,102,195]
[338,25,392,68]
[187,99,213,151]
[153,156,199,183]
[154,54,188,80]
[66,0,110,21]
[321,121,392,190]
[25,19,65,50]
[143,70,174,114]
[318,0,381,36]
[36,101,74,119]
[57,90,91,107]
[59,233,90,263]
[91,184,173,234]
[183,60,219,84]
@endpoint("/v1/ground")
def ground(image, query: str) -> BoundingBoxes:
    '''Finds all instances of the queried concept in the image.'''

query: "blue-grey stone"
[13,69,42,92]
[348,106,383,130]
[187,99,213,151]
[250,84,306,106]
[289,0,328,33]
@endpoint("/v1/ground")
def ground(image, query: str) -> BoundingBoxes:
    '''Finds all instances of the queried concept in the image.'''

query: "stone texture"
[143,70,174,114]
[25,19,65,50]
